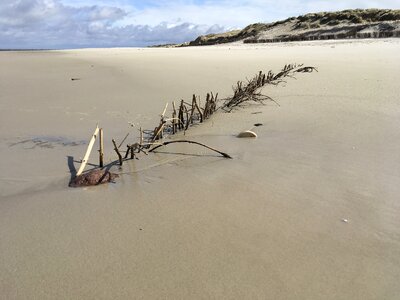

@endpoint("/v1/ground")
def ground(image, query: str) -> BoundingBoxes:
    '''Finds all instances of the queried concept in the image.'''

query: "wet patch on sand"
[9,136,87,149]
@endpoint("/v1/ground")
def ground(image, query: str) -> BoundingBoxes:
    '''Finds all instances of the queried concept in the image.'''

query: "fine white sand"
[1,39,400,299]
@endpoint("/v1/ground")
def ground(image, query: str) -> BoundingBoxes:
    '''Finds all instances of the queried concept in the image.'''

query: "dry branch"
[222,64,316,112]
[149,140,232,159]
[118,133,130,149]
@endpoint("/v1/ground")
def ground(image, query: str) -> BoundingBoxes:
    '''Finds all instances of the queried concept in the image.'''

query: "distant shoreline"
[0,49,51,51]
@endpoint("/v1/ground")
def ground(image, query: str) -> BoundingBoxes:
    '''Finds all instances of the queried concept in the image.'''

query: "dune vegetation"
[185,9,400,46]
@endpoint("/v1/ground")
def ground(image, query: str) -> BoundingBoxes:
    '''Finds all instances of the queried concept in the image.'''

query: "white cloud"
[0,0,225,48]
[123,0,400,27]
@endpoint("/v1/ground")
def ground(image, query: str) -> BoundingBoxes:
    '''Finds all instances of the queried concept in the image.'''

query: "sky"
[0,0,399,49]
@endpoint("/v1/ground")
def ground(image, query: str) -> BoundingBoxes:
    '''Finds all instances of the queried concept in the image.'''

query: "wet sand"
[1,39,400,299]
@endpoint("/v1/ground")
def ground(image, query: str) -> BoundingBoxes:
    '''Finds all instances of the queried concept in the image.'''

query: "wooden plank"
[76,125,100,176]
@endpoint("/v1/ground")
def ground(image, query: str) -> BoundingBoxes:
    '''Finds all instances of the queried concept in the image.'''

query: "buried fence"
[70,63,317,187]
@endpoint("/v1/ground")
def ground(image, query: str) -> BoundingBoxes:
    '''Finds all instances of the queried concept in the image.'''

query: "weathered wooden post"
[193,95,203,123]
[172,101,177,134]
[139,127,143,145]
[257,71,262,86]
[99,128,104,168]
[204,93,210,119]
[213,93,218,112]
[124,145,130,159]
[130,145,135,159]
[178,100,184,130]
[190,95,195,124]
[184,105,190,130]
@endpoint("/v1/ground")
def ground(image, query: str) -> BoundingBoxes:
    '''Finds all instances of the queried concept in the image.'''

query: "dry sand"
[1,39,400,299]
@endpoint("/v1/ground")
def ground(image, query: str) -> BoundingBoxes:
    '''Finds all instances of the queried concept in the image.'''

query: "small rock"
[237,130,257,138]
[341,218,349,223]
[254,123,263,127]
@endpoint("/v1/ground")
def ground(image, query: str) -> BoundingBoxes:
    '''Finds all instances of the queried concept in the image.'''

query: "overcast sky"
[0,0,399,49]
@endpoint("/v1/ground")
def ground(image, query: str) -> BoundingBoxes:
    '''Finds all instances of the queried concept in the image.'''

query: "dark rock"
[69,169,118,187]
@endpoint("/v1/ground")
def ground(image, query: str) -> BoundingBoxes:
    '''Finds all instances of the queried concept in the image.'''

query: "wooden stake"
[130,145,135,159]
[139,127,143,145]
[112,138,123,166]
[152,102,168,141]
[99,128,104,168]
[204,93,210,119]
[178,100,185,130]
[194,99,203,122]
[76,125,99,176]
[191,95,195,124]
[161,102,168,118]
[124,145,130,159]
[257,71,263,86]
[152,123,165,141]
[172,101,176,133]
[213,93,218,112]
[172,111,176,134]
[184,105,190,130]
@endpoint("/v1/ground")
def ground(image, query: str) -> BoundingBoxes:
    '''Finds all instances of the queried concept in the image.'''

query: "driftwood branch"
[149,140,232,159]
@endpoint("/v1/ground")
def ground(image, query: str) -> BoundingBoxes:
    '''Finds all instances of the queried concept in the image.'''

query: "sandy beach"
[1,38,400,299]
